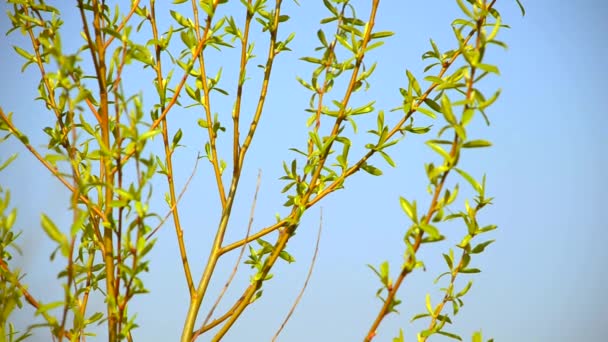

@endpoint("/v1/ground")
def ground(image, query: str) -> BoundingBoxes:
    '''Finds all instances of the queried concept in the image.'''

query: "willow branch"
[190,0,227,208]
[146,154,200,241]
[211,2,381,339]
[181,0,286,339]
[193,171,262,341]
[103,0,141,50]
[364,3,494,339]
[0,108,106,251]
[272,209,323,342]
[150,0,195,296]
[306,10,484,210]
[231,0,254,177]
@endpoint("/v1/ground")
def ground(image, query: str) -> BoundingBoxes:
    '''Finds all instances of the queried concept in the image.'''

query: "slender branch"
[231,0,254,178]
[146,154,200,241]
[190,0,227,208]
[150,0,195,296]
[364,3,495,339]
[193,171,262,341]
[420,5,488,338]
[87,1,119,339]
[218,219,286,255]
[181,0,286,339]
[272,209,323,342]
[194,297,244,337]
[422,249,466,341]
[364,165,452,341]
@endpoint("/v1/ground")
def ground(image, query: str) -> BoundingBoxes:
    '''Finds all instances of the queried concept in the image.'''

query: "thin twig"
[272,208,323,342]
[192,171,262,341]
[146,153,200,241]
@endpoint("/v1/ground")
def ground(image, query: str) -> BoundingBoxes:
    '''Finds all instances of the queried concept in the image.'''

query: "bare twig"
[272,208,323,342]
[192,171,262,341]
[146,154,200,241]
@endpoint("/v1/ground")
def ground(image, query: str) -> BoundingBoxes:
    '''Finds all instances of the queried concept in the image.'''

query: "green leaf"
[0,153,17,171]
[361,163,382,176]
[300,56,323,64]
[456,280,473,297]
[442,253,453,270]
[476,63,500,75]
[370,31,394,39]
[454,168,482,194]
[441,95,457,124]
[472,331,482,342]
[460,268,481,274]
[416,106,437,119]
[419,223,440,239]
[279,250,295,263]
[393,329,404,342]
[471,240,495,254]
[139,129,161,141]
[424,98,441,113]
[411,313,431,322]
[404,125,431,134]
[399,197,417,223]
[426,141,452,162]
[437,330,462,341]
[406,70,421,96]
[13,46,33,60]
[41,214,65,245]
[172,129,183,148]
[462,140,492,148]
[515,0,526,16]
[425,294,434,314]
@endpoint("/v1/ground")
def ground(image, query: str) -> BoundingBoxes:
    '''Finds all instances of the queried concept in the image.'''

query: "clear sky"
[0,1,606,341]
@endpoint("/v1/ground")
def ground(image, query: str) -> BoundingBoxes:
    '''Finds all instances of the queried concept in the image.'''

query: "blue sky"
[0,1,606,341]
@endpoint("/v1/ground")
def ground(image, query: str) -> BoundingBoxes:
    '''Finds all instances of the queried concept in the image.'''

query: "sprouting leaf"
[139,129,161,141]
[419,223,440,239]
[436,330,462,341]
[515,0,526,16]
[442,253,453,270]
[393,329,405,342]
[454,168,482,194]
[476,63,500,75]
[279,250,295,263]
[41,214,68,256]
[370,31,394,39]
[426,141,452,162]
[459,268,481,274]
[379,261,390,283]
[462,140,492,148]
[0,153,17,171]
[471,240,495,254]
[411,313,431,322]
[399,197,417,223]
[425,294,434,314]
[361,163,382,176]
[456,280,473,298]
[172,128,183,148]
[472,331,482,342]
